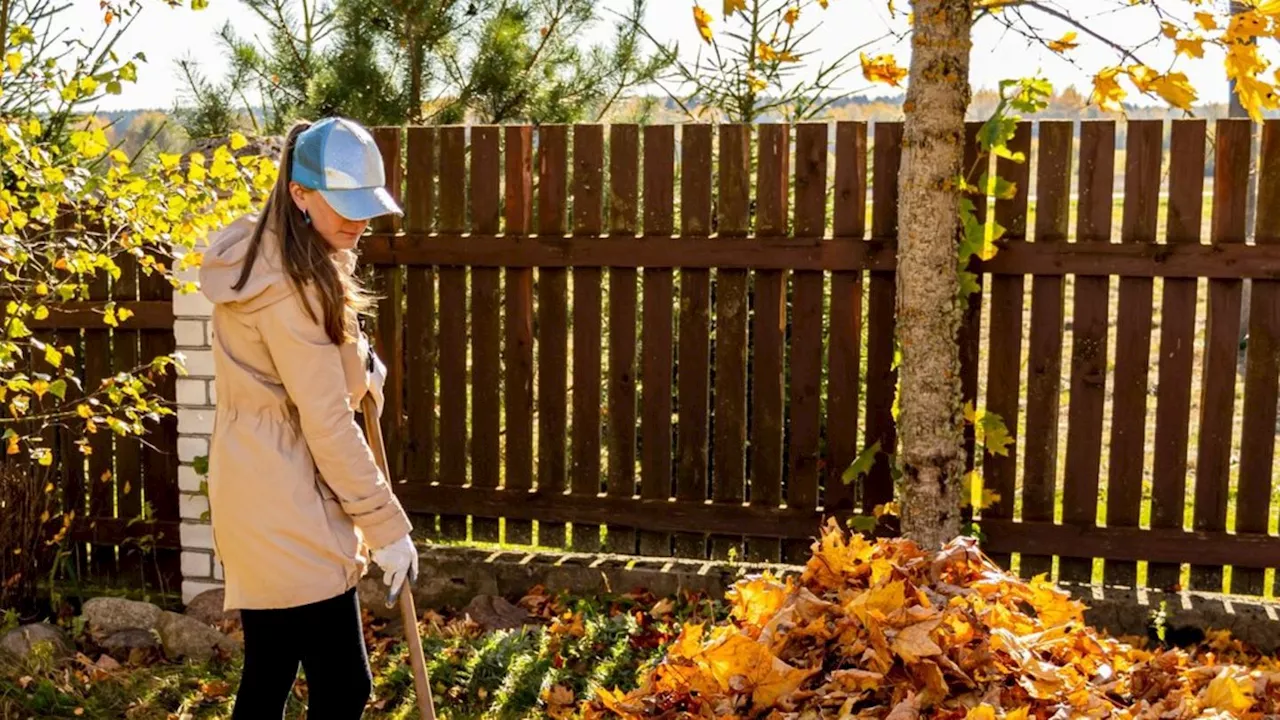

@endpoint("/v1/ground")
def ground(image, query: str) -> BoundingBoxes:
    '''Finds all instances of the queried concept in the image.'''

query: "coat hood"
[199,214,360,314]
[199,215,293,313]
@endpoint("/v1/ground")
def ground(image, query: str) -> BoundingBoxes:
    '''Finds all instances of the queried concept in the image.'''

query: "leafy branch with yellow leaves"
[633,0,886,122]
[0,119,274,468]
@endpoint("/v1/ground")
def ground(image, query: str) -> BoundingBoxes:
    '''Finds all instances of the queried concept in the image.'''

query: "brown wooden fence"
[364,118,1280,597]
[6,252,181,596]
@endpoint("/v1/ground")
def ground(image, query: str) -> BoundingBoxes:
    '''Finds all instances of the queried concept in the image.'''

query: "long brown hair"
[231,121,373,345]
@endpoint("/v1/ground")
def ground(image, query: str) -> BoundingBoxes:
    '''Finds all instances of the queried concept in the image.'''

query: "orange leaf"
[860,52,907,87]
[1047,31,1078,53]
[891,617,942,663]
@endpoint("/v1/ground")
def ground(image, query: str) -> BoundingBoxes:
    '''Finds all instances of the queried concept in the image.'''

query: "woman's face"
[288,182,369,251]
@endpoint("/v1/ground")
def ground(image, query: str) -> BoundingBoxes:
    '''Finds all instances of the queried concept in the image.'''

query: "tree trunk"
[896,0,972,549]
[409,39,425,124]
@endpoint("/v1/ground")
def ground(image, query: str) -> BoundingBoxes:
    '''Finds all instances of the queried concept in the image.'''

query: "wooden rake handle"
[360,393,437,720]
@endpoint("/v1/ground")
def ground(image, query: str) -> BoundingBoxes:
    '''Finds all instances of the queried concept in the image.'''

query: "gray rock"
[82,597,163,638]
[464,595,532,631]
[155,611,240,661]
[185,589,240,627]
[98,628,160,662]
[0,623,72,662]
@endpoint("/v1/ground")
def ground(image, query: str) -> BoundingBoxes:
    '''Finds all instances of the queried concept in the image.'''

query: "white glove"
[370,534,418,603]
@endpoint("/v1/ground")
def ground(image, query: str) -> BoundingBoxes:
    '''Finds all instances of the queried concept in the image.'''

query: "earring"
[303,209,312,225]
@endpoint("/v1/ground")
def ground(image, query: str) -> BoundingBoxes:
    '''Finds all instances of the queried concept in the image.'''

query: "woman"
[199,116,417,718]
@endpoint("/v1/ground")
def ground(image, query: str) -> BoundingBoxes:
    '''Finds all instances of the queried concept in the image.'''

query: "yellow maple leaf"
[783,5,799,25]
[1127,64,1159,93]
[747,73,767,93]
[1150,71,1197,110]
[1004,709,1031,720]
[860,52,907,87]
[702,633,815,707]
[1160,21,1179,39]
[817,0,827,6]
[1047,31,1078,53]
[723,0,745,16]
[1074,69,1107,116]
[1175,36,1205,59]
[728,574,790,630]
[1237,75,1280,122]
[965,707,996,720]
[693,4,713,43]
[1195,11,1217,30]
[1202,669,1253,714]
[847,579,906,626]
[758,42,780,62]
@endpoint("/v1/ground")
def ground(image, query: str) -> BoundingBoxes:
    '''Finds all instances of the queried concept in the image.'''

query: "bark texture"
[896,0,972,549]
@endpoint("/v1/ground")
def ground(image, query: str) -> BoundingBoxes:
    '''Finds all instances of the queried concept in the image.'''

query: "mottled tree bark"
[896,0,972,549]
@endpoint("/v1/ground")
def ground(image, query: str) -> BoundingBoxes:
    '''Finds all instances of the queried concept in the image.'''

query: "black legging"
[232,588,372,719]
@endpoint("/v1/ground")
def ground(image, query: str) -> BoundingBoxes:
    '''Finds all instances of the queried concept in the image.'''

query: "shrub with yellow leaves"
[0,119,274,467]
[586,521,1280,718]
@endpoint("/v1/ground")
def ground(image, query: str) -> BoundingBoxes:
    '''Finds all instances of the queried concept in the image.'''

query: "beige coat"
[200,215,412,611]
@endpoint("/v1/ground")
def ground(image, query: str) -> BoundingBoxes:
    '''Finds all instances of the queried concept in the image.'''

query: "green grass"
[0,589,724,719]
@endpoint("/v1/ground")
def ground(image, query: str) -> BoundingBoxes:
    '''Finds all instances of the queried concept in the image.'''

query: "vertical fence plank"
[57,326,85,581]
[864,122,901,514]
[438,126,469,541]
[538,125,571,550]
[711,124,751,561]
[404,126,436,519]
[959,121,988,470]
[112,256,143,579]
[748,123,789,562]
[676,124,713,558]
[1102,120,1161,588]
[825,122,867,519]
[1149,120,1205,591]
[1243,121,1280,596]
[571,124,605,552]
[470,126,502,544]
[140,269,180,591]
[1021,120,1073,579]
[85,271,115,581]
[606,125,640,555]
[1237,120,1280,596]
[982,121,1030,570]
[504,126,535,546]
[371,128,405,483]
[1061,120,1116,584]
[786,122,826,562]
[1192,119,1250,591]
[640,124,675,557]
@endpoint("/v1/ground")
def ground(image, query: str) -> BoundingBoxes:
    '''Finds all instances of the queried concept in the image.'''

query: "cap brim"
[318,186,403,222]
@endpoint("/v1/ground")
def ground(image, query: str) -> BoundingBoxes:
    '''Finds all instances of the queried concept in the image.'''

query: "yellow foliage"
[693,5,713,43]
[722,0,744,16]
[1046,31,1078,54]
[1089,66,1126,112]
[860,52,908,87]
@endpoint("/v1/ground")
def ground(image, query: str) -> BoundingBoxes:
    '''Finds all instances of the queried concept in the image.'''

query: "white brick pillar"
[174,264,221,605]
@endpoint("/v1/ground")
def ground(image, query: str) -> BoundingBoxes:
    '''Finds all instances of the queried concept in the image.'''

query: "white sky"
[61,0,1236,113]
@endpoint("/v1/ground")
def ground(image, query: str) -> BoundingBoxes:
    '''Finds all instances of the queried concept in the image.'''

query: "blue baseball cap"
[291,117,403,221]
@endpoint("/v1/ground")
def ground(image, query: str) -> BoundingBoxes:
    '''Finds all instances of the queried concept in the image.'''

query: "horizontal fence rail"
[363,119,1280,595]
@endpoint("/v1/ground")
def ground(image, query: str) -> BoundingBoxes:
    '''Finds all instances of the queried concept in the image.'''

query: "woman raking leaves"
[198,117,418,718]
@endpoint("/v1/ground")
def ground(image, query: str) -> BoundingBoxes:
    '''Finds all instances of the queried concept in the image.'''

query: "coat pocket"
[313,477,360,561]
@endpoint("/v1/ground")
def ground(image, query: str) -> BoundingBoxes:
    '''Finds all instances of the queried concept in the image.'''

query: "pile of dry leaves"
[587,521,1279,719]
